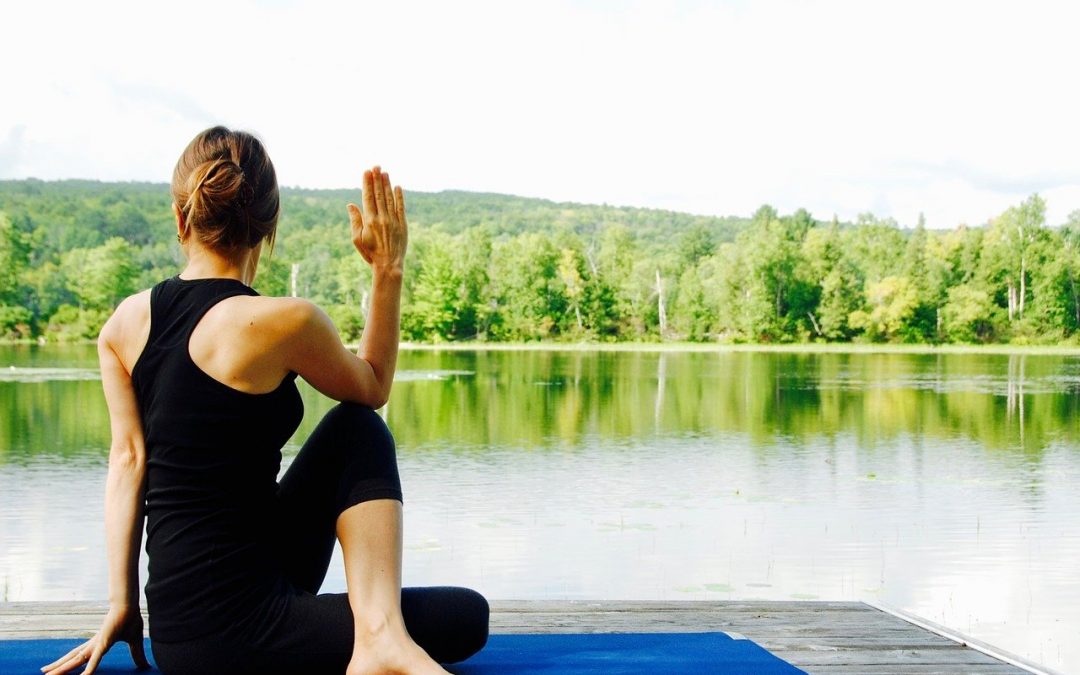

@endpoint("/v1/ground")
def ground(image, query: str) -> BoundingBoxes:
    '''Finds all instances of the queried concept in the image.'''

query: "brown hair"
[171,126,279,252]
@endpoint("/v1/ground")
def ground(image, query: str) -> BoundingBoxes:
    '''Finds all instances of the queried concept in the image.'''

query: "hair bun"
[172,126,280,251]
[185,158,244,220]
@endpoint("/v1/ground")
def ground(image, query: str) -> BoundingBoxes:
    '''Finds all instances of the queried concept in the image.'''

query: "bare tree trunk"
[290,263,300,298]
[1019,256,1026,318]
[1007,284,1015,322]
[806,311,822,337]
[584,245,598,278]
[1071,269,1080,326]
[655,269,667,339]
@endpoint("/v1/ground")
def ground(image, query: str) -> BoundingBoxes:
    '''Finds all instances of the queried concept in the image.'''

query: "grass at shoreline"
[5,339,1080,357]
[393,341,1080,356]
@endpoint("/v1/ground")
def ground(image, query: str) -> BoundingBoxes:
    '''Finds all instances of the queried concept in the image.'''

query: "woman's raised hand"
[41,605,150,674]
[348,166,407,273]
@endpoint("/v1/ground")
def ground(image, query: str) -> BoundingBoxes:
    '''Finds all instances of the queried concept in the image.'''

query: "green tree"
[488,233,564,340]
[941,284,999,342]
[847,214,905,284]
[899,214,936,341]
[849,276,919,342]
[0,211,30,304]
[730,205,808,341]
[402,232,460,341]
[981,194,1046,326]
[59,238,139,311]
[800,219,862,340]
[676,224,716,267]
[1023,228,1080,338]
[670,263,715,341]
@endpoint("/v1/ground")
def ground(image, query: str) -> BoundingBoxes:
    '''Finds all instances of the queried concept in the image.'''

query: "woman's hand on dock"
[40,605,150,674]
[348,166,408,275]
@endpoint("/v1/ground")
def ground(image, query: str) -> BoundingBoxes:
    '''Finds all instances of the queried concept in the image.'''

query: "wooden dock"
[0,600,1054,674]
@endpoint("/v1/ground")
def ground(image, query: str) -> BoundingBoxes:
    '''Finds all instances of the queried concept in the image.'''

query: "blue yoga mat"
[448,632,806,674]
[3,632,805,674]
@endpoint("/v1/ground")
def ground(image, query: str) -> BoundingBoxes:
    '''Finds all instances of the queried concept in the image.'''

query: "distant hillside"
[0,179,750,251]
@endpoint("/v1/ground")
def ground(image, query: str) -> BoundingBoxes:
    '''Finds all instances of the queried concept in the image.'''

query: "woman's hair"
[171,126,279,252]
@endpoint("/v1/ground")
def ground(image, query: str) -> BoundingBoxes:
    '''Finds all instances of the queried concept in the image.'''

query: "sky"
[2,0,1079,228]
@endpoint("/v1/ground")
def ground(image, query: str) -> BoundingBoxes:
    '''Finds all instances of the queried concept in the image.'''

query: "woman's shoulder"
[215,294,328,344]
[104,289,153,339]
[238,294,321,324]
[100,289,153,373]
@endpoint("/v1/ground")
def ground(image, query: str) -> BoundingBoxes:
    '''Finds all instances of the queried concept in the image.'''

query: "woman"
[42,127,489,675]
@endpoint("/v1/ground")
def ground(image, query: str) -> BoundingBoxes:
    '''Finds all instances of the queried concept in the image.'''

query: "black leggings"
[151,403,489,675]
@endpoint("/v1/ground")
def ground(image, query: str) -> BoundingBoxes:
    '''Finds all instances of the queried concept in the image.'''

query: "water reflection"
[0,345,1078,672]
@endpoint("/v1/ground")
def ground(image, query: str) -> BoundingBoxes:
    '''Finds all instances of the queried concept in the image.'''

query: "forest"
[1,179,1079,345]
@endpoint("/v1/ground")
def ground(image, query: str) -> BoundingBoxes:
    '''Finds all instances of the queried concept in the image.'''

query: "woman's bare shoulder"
[100,289,153,373]
[232,294,322,331]
[202,295,332,357]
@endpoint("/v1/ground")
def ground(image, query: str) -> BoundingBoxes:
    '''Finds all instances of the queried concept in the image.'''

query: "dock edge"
[863,600,1064,675]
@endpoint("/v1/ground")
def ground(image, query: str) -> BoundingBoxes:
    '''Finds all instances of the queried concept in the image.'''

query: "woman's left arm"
[43,310,151,674]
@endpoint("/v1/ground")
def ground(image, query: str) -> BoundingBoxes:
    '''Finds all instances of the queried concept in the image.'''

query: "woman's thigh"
[274,402,403,593]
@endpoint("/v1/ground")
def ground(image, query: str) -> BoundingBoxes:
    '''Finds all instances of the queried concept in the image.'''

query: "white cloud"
[2,0,1078,226]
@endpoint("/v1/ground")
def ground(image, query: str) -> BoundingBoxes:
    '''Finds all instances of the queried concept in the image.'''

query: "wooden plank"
[0,600,1036,675]
[867,601,1062,675]
[772,648,1011,666]
[802,667,1031,674]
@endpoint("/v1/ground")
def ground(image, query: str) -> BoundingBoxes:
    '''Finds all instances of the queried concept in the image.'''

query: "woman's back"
[132,276,303,642]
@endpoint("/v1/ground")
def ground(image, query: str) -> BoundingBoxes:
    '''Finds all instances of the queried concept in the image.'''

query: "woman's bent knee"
[401,586,489,664]
[321,402,402,511]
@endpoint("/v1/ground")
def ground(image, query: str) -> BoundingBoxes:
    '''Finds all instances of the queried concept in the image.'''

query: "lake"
[1,344,1077,672]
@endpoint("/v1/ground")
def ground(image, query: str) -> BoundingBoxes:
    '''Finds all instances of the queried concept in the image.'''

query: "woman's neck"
[179,244,258,286]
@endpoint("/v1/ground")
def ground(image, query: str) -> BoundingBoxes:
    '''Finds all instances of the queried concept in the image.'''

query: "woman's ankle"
[353,608,404,641]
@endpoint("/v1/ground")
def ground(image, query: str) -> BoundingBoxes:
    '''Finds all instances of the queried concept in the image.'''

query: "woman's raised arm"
[283,167,407,408]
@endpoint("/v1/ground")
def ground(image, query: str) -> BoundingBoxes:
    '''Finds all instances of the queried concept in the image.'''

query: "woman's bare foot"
[346,617,449,675]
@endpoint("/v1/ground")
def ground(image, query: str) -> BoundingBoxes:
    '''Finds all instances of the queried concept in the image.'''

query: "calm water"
[1,345,1078,672]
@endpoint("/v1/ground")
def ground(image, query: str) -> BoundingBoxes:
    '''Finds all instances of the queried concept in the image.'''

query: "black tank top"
[132,276,304,642]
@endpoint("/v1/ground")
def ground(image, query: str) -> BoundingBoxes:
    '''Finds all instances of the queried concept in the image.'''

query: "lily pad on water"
[704,583,734,592]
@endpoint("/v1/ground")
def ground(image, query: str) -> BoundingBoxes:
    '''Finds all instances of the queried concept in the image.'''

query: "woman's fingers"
[347,202,364,230]
[347,202,365,241]
[82,646,104,674]
[394,186,406,225]
[352,164,406,268]
[373,168,388,215]
[362,170,376,216]
[43,651,82,674]
[42,642,86,671]
[382,173,397,222]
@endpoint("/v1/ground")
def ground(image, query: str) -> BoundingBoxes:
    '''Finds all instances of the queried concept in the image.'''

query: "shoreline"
[5,339,1080,356]
[392,341,1080,356]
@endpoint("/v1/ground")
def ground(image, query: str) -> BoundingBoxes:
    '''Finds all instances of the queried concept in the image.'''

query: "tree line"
[1,179,1078,345]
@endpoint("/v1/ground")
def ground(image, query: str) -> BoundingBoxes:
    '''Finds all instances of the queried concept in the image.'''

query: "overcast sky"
[3,0,1079,228]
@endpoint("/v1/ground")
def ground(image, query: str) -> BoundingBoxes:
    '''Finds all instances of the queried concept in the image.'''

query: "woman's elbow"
[108,445,146,473]
[361,390,389,410]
